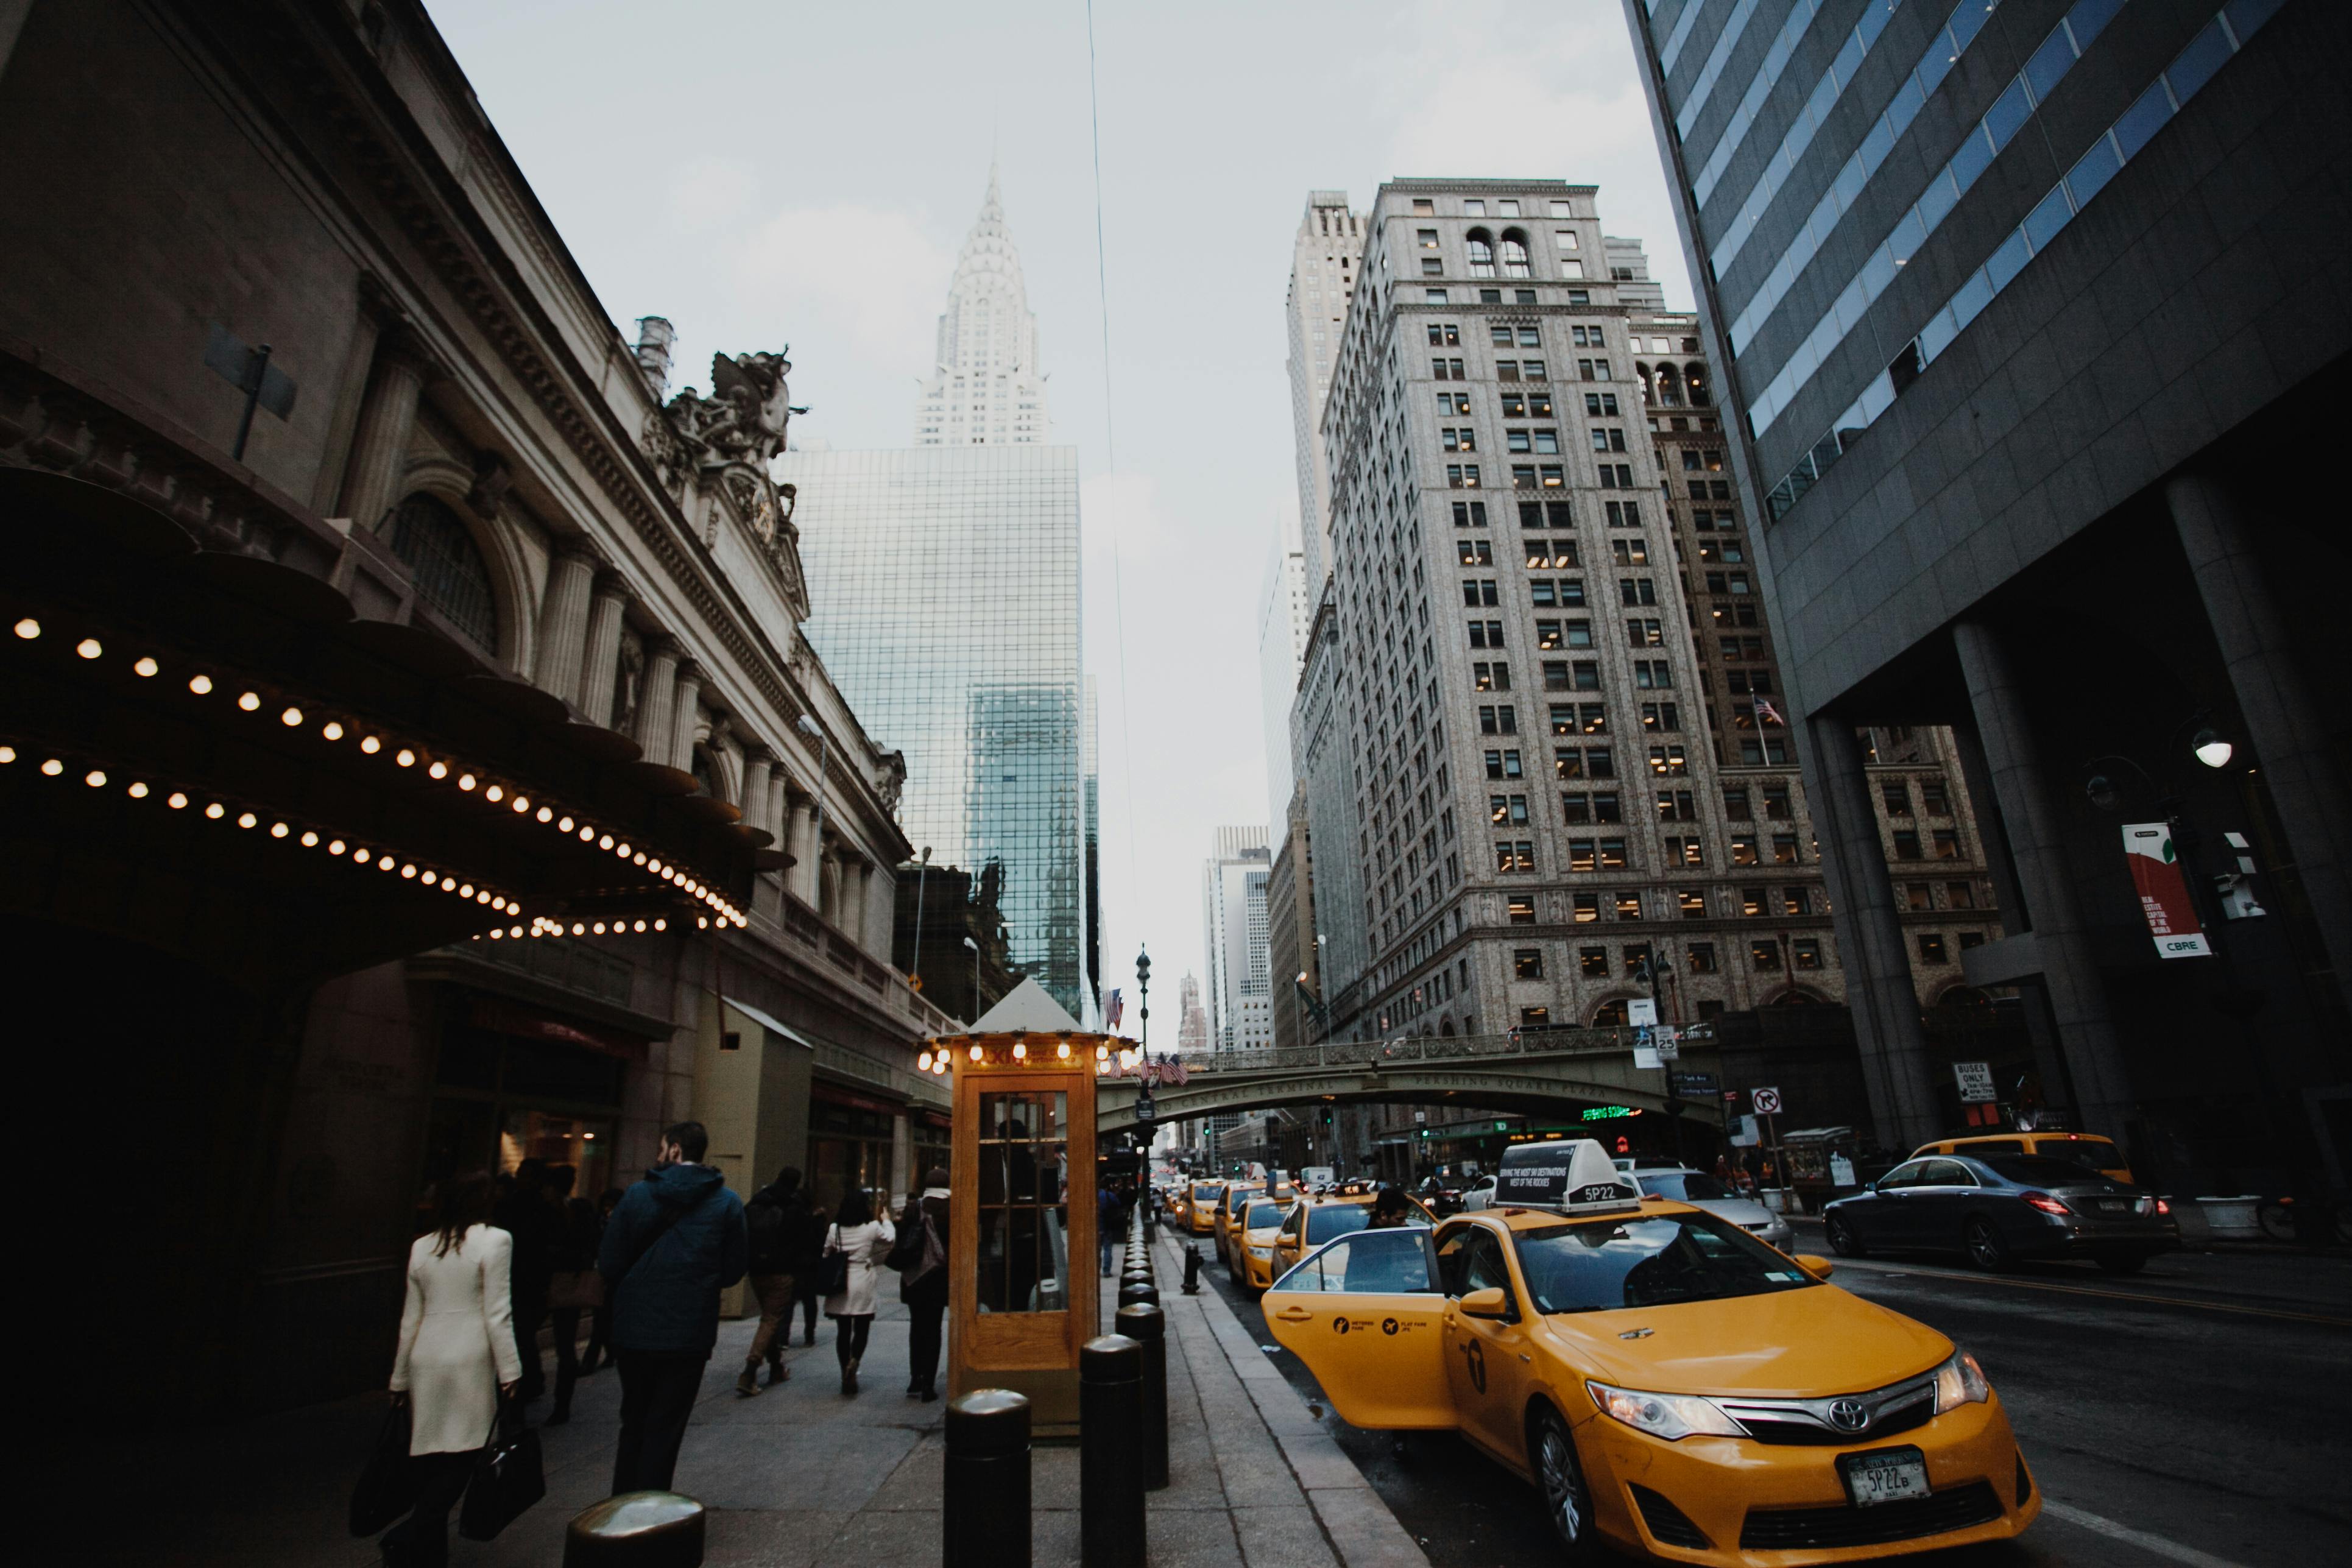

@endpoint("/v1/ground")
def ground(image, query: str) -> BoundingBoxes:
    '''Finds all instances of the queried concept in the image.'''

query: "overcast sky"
[427,0,1690,1003]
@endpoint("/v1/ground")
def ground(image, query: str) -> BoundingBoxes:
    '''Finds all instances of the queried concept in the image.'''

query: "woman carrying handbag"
[383,1170,521,1567]
[818,1187,894,1396]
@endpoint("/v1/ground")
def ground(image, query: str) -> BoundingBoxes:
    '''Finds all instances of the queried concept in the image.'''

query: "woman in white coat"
[383,1169,521,1567]
[819,1186,895,1396]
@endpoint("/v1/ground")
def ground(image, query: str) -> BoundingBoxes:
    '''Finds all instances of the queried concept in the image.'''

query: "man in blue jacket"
[598,1120,749,1495]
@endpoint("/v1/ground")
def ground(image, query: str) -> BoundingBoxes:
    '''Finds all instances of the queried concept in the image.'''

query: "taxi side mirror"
[1793,1254,1834,1280]
[1458,1286,1510,1319]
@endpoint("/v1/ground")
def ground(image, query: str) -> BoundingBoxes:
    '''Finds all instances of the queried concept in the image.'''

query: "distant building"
[1286,191,1368,591]
[1176,973,1210,1055]
[1257,520,1311,827]
[1202,825,1274,1051]
[915,163,1050,447]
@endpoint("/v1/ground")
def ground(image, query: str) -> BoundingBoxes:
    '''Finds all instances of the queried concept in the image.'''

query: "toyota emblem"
[1827,1398,1869,1432]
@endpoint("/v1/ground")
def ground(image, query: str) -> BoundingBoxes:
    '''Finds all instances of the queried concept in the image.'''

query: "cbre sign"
[2122,823,2211,958]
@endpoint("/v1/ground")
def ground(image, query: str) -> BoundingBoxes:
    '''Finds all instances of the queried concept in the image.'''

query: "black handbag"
[457,1396,545,1541]
[885,1209,926,1273]
[814,1225,851,1295]
[348,1401,416,1537]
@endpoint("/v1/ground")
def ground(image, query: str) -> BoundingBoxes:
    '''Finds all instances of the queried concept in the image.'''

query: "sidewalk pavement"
[97,1226,1428,1567]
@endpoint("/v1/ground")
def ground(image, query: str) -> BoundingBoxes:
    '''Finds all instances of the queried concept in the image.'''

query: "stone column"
[1805,716,1943,1148]
[741,752,772,837]
[669,663,704,774]
[576,578,629,727]
[336,339,433,533]
[1953,620,2135,1135]
[1945,721,2029,934]
[818,849,840,927]
[635,638,680,766]
[769,775,791,858]
[2169,472,2352,1025]
[533,547,598,703]
[786,798,816,904]
[838,858,865,945]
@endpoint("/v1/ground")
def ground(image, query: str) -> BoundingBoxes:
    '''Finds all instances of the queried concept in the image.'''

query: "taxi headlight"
[1586,1380,1745,1441]
[1932,1350,1993,1414]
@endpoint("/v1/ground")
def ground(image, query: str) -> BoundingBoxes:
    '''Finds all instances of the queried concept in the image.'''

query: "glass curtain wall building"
[785,446,1086,1012]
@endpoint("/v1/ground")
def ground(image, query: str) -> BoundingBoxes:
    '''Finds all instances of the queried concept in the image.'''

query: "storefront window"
[808,1096,896,1219]
[976,1090,1068,1314]
[420,1021,627,1225]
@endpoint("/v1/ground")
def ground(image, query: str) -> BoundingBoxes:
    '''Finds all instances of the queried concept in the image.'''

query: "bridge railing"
[1158,1026,1703,1076]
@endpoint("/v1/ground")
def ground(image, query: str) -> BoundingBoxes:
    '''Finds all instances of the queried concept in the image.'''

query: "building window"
[1472,660,1508,691]
[1451,500,1489,527]
[1793,938,1824,970]
[1579,946,1609,977]
[1771,833,1800,864]
[1688,942,1718,974]
[1730,832,1760,866]
[1495,840,1534,872]
[1918,933,1949,963]
[1946,881,1977,909]
[1614,891,1642,920]
[1572,893,1600,923]
[1508,896,1536,924]
[1514,947,1545,980]
[1921,779,1951,815]
[1677,886,1707,916]
[1751,941,1783,971]
[1882,781,1912,816]
[1933,828,1963,860]
[1891,828,1923,860]
[387,492,499,654]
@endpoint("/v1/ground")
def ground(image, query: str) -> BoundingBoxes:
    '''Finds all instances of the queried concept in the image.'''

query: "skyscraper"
[1202,825,1274,1051]
[916,163,1050,447]
[1622,0,2348,1171]
[1286,191,1368,592]
[785,166,1084,1011]
[1255,516,1310,826]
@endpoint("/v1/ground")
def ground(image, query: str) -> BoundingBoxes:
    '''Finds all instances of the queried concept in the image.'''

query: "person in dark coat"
[543,1165,600,1424]
[596,1121,748,1496]
[897,1168,951,1402]
[736,1165,812,1396]
[495,1158,560,1404]
[789,1196,829,1346]
[579,1186,624,1375]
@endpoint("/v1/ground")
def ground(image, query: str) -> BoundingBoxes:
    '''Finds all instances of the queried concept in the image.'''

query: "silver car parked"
[1627,1165,1795,1249]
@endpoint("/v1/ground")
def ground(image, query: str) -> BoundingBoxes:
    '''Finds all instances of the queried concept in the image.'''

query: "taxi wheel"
[1965,1218,2012,1272]
[1530,1407,1603,1563]
[1825,1215,1866,1258]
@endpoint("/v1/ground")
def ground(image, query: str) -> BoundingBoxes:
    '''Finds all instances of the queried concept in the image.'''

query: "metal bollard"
[1080,1335,1146,1568]
[1117,1302,1169,1491]
[564,1492,705,1567]
[945,1390,1032,1568]
[1117,1278,1159,1310]
[1181,1245,1201,1295]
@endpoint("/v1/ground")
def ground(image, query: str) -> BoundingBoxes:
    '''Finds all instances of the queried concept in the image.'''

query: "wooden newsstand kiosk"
[920,978,1135,1434]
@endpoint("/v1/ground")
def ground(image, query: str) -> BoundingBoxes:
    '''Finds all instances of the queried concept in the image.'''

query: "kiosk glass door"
[976,1090,1068,1313]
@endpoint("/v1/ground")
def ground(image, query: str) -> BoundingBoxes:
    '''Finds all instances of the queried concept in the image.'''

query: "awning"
[725,995,815,1051]
[0,468,762,992]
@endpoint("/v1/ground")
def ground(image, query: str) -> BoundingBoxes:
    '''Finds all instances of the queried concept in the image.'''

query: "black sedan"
[1822,1152,2182,1273]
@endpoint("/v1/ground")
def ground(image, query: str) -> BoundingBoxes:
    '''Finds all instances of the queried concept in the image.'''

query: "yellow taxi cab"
[1268,1190,1437,1280]
[1263,1140,2039,1564]
[1913,1131,2133,1185]
[1226,1192,1301,1291]
[1212,1180,1270,1260]
[1179,1179,1227,1236]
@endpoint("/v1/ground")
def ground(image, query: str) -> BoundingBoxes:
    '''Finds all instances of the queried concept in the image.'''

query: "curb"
[1154,1231,1430,1568]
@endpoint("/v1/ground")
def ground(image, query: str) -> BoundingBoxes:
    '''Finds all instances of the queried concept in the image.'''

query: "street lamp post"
[1635,949,1682,1166]
[961,934,981,1025]
[908,846,931,991]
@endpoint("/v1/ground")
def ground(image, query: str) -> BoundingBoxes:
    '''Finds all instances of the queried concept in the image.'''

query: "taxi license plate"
[1840,1447,1929,1508]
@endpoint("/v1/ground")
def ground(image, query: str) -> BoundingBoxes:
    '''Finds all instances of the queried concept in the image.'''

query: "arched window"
[1634,362,1656,408]
[1466,228,1496,278]
[1684,362,1711,407]
[1657,364,1685,408]
[386,493,498,654]
[1591,998,1631,1026]
[1499,228,1532,278]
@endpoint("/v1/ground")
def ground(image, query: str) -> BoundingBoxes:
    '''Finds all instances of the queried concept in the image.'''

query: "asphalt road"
[1181,1220,2351,1567]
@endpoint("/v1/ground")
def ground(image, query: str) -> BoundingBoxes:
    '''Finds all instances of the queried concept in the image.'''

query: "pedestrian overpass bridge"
[1094,1028,1720,1135]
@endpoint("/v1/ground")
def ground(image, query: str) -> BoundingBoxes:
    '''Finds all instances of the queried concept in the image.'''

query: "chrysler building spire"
[915,162,1048,445]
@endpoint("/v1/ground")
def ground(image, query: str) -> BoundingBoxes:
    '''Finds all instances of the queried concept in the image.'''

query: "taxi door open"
[1261,1227,1455,1429]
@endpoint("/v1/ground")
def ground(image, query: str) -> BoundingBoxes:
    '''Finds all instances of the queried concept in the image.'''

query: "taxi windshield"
[1192,1184,1225,1202]
[1514,1213,1819,1313]
[2033,1139,2122,1171]
[1243,1200,1287,1228]
[1636,1171,1736,1201]
[1305,1205,1375,1244]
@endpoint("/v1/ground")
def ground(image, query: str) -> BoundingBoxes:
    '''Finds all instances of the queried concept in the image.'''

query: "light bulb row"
[13,613,748,930]
[0,738,521,916]
[480,914,669,942]
[913,1039,1143,1075]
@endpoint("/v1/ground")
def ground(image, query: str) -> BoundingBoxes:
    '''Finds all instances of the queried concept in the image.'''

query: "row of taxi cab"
[1262,1139,2039,1564]
[1214,1182,1441,1293]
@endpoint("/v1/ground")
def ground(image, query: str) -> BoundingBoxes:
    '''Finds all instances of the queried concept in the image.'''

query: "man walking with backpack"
[736,1166,810,1396]
[598,1121,747,1496]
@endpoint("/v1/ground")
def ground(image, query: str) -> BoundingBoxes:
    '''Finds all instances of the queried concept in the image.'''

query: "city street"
[1187,1220,2352,1567]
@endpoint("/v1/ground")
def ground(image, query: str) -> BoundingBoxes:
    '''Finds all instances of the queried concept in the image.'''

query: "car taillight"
[2022,1192,2071,1216]
[2155,1198,2172,1216]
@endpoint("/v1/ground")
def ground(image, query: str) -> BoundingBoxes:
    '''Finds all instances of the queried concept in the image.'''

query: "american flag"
[1107,988,1123,1028]
[1755,696,1787,726]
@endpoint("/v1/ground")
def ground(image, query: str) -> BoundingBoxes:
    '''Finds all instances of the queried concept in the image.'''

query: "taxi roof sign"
[1494,1138,1640,1213]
